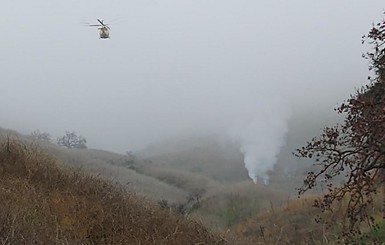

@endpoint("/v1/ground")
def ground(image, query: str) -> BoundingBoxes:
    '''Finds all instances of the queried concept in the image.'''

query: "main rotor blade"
[97,19,104,25]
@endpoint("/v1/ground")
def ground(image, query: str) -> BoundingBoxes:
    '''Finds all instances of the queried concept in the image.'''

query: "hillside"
[0,127,189,203]
[7,118,383,244]
[138,121,331,198]
[0,126,329,240]
[0,137,232,244]
[140,136,250,183]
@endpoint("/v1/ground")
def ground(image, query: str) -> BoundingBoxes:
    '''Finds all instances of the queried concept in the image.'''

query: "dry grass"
[47,146,188,203]
[189,181,288,229]
[233,191,385,244]
[233,196,336,244]
[0,137,230,245]
[141,165,220,195]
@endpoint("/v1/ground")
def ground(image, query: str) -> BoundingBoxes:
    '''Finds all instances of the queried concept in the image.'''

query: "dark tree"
[295,16,385,239]
[57,131,87,149]
[30,129,52,142]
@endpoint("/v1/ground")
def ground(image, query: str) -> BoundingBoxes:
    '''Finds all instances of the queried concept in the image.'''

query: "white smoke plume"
[230,96,290,184]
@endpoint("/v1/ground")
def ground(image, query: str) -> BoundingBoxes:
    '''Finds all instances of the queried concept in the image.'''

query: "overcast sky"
[1,1,384,153]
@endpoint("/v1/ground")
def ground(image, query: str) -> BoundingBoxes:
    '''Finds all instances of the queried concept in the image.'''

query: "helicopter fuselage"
[99,27,110,39]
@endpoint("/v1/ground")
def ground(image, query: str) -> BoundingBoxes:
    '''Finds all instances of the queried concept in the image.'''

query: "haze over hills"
[1,104,338,199]
[1,101,383,244]
[0,105,336,206]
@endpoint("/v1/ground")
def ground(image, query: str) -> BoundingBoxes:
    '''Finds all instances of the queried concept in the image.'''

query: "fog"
[1,0,383,161]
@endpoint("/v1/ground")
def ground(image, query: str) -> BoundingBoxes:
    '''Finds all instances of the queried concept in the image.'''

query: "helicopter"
[87,19,110,39]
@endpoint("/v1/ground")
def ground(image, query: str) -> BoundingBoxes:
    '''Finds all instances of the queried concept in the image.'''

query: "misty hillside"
[0,109,335,203]
[137,112,339,196]
[0,129,298,244]
[0,138,232,244]
[140,136,249,182]
[1,110,383,244]
[0,127,189,203]
[0,125,314,231]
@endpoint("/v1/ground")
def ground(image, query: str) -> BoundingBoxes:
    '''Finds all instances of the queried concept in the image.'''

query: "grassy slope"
[47,146,188,203]
[0,138,231,244]
[0,127,189,203]
[233,193,385,244]
[234,197,330,244]
[190,181,288,229]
